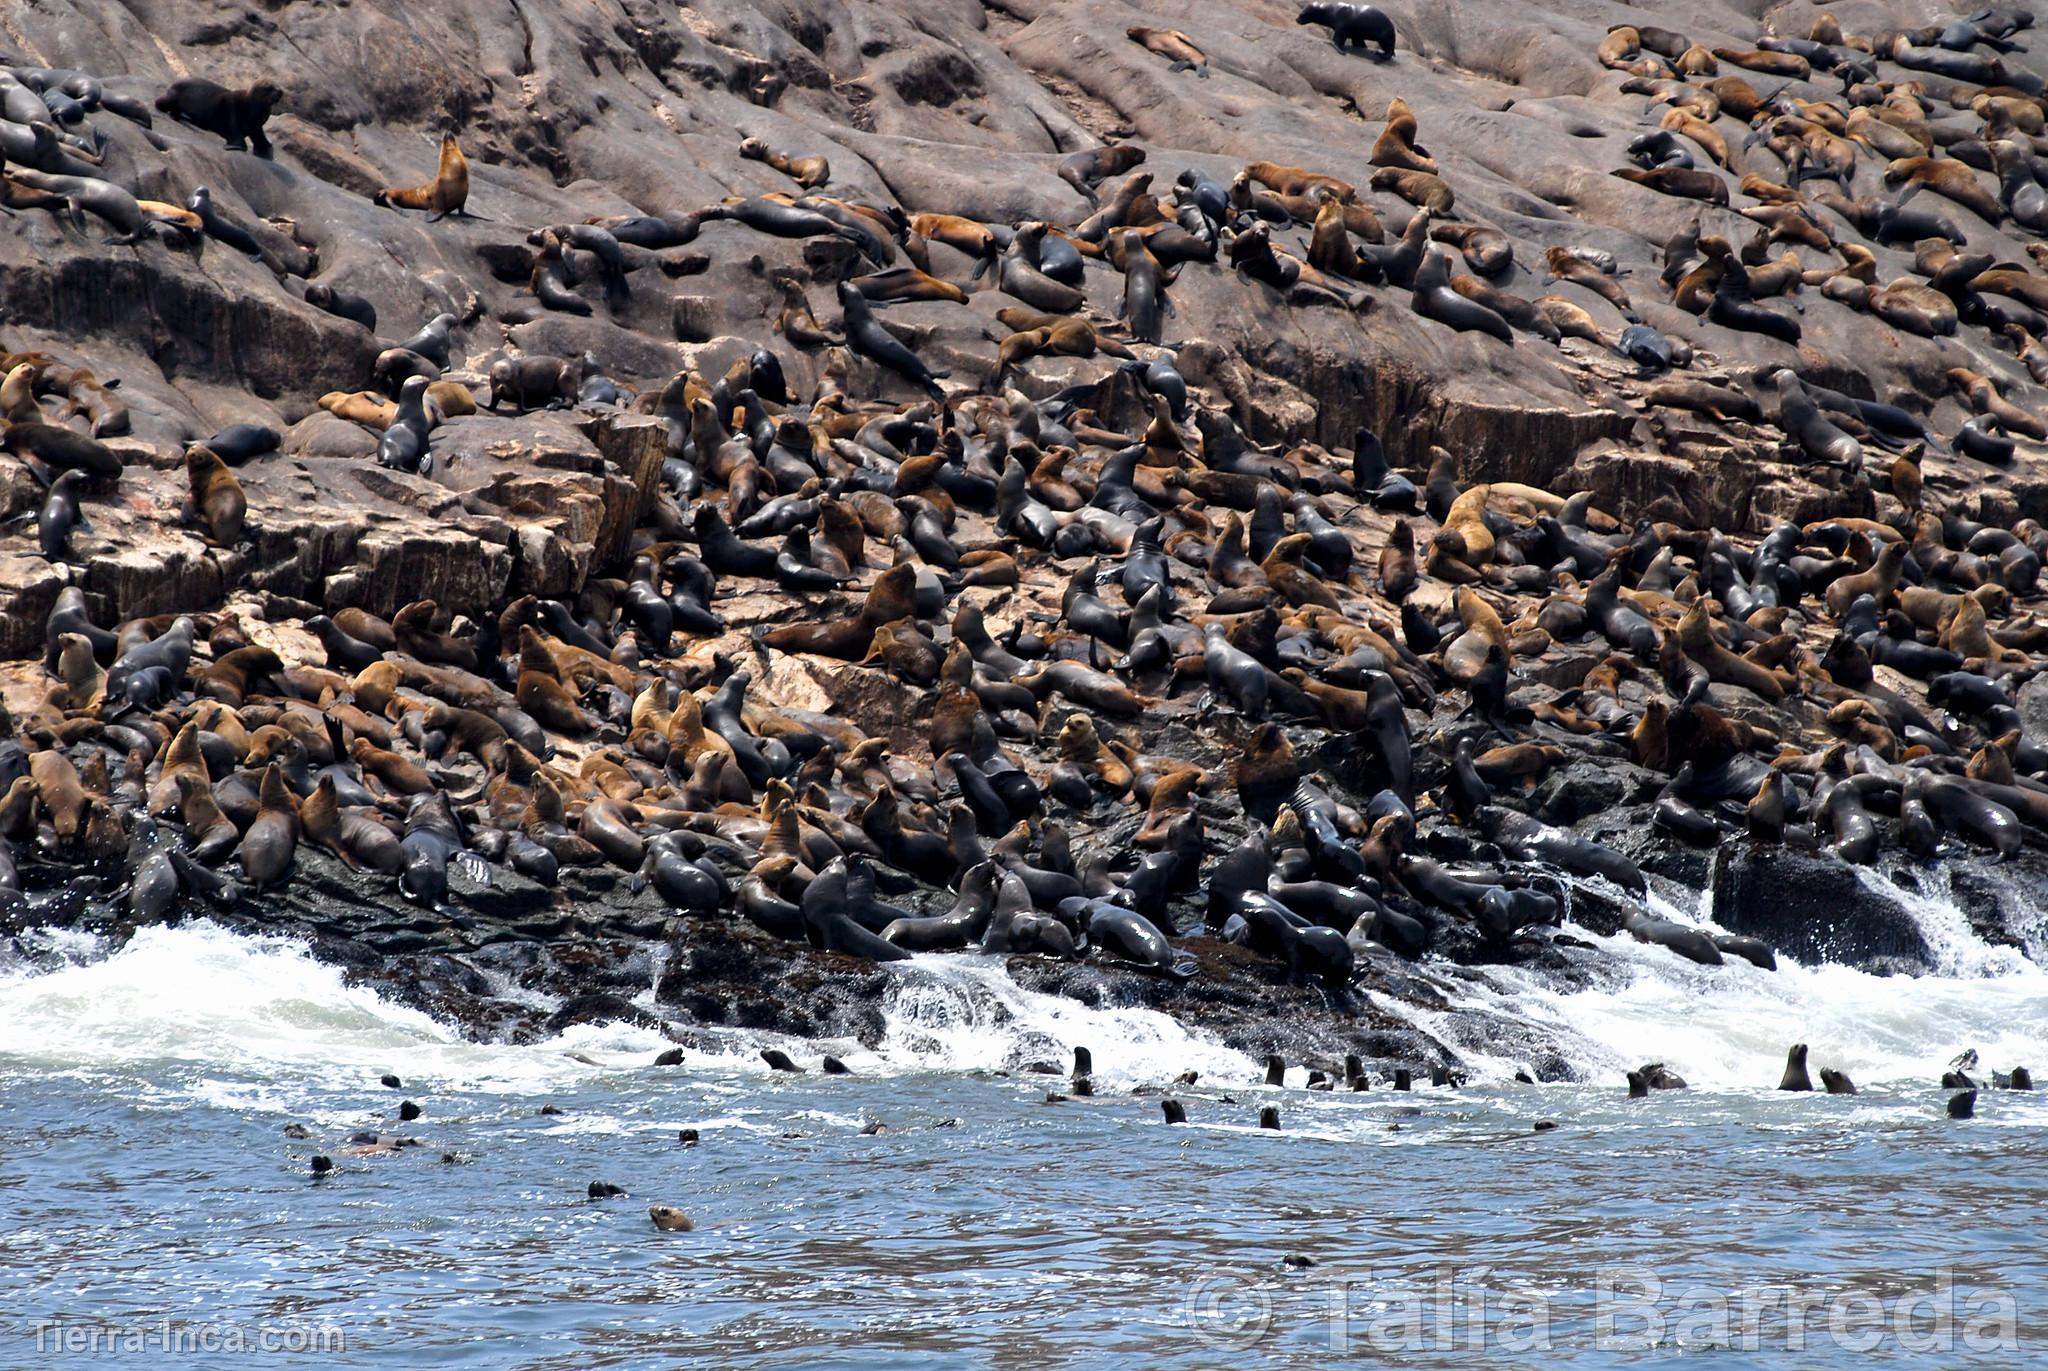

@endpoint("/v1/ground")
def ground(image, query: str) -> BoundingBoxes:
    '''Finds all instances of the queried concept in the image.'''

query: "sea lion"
[376,136,471,220]
[238,764,300,889]
[4,168,149,243]
[1777,1043,1814,1091]
[1297,3,1396,58]
[1885,156,2001,224]
[1370,167,1454,213]
[1059,144,1146,200]
[304,283,376,332]
[188,185,267,262]
[377,376,433,474]
[154,77,280,155]
[1411,248,1511,342]
[836,282,947,398]
[36,470,92,561]
[1611,166,1730,205]
[739,136,829,189]
[1713,48,1809,78]
[184,445,246,545]
[1623,909,1724,965]
[1127,27,1209,77]
[1775,371,1864,470]
[1545,247,1638,318]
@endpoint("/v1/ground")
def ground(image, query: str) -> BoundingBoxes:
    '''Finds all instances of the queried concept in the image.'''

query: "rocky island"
[2,0,2047,1079]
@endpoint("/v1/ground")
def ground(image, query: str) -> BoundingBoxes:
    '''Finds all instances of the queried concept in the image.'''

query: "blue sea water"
[0,899,2043,1368]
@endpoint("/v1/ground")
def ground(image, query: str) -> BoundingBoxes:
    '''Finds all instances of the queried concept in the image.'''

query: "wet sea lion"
[36,469,92,561]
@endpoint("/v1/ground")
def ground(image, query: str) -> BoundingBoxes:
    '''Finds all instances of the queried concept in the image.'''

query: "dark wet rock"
[1711,846,1932,974]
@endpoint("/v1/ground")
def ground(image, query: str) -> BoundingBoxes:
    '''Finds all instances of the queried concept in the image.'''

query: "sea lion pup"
[154,77,281,155]
[304,281,376,332]
[1058,143,1146,201]
[375,136,471,220]
[738,135,829,189]
[1298,3,1396,57]
[1370,166,1454,214]
[183,445,246,546]
[1127,26,1209,77]
[1371,97,1433,172]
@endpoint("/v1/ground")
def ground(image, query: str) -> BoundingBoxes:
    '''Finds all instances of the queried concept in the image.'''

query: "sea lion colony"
[4,2,2048,1065]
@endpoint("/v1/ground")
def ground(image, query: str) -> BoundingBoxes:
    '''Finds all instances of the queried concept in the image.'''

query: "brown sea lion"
[184,445,246,545]
[1127,27,1209,76]
[1713,48,1809,79]
[1883,156,2000,223]
[1371,97,1436,173]
[739,136,829,189]
[1369,167,1454,213]
[238,764,300,889]
[375,136,471,219]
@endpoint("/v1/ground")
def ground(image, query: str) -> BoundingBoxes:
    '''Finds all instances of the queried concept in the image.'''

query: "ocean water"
[1,877,2044,1367]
